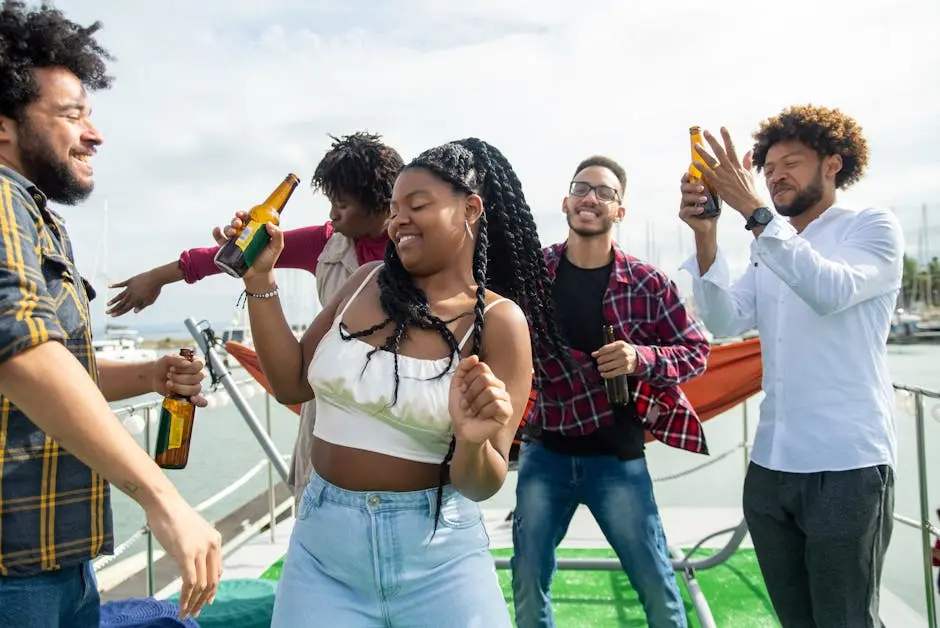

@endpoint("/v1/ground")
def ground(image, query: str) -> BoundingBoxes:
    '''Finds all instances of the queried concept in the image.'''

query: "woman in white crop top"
[239,138,571,627]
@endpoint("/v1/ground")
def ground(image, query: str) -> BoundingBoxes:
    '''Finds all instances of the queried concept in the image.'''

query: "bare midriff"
[312,438,448,492]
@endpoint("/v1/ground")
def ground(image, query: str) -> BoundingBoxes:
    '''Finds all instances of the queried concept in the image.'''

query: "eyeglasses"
[569,181,620,203]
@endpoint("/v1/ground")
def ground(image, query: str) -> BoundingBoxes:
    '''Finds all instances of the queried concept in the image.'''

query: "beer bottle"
[601,325,630,407]
[214,173,301,278]
[154,348,198,470]
[688,126,722,218]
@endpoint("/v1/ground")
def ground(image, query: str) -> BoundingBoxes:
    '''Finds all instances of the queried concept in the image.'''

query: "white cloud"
[43,0,940,332]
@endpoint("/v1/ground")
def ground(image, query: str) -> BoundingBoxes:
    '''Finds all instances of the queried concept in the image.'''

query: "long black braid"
[340,138,570,532]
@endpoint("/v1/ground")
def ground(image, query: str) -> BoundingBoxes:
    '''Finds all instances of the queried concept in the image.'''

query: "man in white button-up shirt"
[677,105,902,628]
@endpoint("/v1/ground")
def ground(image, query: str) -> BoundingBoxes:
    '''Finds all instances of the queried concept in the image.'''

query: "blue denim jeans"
[510,440,687,628]
[0,561,99,627]
[271,470,511,627]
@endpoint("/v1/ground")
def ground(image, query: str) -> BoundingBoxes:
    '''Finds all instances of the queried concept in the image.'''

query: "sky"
[41,0,940,333]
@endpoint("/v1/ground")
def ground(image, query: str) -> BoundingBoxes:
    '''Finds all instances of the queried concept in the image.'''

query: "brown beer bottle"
[602,325,630,407]
[214,173,301,278]
[154,348,197,470]
[688,126,722,218]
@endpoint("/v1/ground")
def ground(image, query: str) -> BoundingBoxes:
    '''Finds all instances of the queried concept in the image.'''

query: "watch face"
[745,207,774,231]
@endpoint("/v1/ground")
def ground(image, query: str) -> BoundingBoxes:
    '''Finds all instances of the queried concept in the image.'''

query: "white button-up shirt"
[681,206,904,473]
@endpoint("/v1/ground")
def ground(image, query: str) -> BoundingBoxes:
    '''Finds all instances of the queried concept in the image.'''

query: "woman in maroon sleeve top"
[107,131,405,502]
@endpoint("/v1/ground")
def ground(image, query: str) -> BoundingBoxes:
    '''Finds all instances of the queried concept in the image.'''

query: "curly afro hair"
[751,104,869,190]
[0,1,113,121]
[310,131,404,216]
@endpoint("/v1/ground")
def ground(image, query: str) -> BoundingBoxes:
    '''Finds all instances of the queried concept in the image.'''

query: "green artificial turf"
[260,548,780,627]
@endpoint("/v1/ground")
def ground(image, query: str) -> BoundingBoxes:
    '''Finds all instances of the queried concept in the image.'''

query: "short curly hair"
[310,131,404,216]
[751,104,869,189]
[0,1,113,121]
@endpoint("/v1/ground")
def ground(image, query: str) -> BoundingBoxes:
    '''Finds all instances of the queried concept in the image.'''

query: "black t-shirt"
[540,255,645,460]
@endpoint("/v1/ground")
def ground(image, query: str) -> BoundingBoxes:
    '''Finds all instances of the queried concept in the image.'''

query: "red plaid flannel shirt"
[530,241,711,455]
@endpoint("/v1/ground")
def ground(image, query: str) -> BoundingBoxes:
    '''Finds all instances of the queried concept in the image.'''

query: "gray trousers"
[743,462,894,628]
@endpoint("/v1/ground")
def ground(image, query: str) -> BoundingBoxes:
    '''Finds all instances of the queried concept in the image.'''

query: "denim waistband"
[305,470,458,514]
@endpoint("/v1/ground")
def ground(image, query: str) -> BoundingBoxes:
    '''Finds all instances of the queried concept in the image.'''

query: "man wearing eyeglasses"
[510,156,711,627]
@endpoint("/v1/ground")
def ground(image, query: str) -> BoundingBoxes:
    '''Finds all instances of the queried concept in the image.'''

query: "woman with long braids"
[240,137,568,626]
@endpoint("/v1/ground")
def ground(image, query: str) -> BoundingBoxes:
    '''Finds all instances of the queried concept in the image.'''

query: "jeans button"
[368,495,380,507]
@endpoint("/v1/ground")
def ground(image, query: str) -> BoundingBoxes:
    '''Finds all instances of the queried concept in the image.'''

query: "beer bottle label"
[234,219,271,268]
[169,415,184,449]
[235,224,254,246]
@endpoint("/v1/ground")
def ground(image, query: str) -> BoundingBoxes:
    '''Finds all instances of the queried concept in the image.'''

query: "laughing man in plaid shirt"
[510,156,710,628]
[0,4,222,625]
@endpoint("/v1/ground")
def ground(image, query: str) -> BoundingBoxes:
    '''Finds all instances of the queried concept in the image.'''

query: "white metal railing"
[893,384,939,628]
[95,375,290,596]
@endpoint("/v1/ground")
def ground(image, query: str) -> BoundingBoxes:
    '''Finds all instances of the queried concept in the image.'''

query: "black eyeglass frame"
[568,180,621,203]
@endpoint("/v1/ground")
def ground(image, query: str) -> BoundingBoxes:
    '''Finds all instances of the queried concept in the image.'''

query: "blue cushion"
[100,597,199,627]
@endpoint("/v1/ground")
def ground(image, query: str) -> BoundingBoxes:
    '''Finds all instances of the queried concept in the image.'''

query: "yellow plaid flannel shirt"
[0,166,112,576]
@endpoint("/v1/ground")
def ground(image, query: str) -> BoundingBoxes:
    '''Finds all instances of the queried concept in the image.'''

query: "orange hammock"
[224,338,763,451]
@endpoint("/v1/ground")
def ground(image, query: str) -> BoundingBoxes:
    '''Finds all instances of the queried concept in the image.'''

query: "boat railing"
[96,318,939,627]
[95,375,293,598]
[892,383,939,627]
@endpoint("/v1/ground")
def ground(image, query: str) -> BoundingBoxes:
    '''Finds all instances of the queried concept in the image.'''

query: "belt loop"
[308,473,326,507]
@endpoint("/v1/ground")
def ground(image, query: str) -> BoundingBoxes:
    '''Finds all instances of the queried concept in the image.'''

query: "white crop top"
[308,264,509,464]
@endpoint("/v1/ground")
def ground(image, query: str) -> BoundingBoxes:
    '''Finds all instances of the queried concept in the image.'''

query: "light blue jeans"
[271,470,511,627]
[510,440,687,628]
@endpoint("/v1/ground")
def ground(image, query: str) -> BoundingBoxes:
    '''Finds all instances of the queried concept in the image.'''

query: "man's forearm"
[633,341,709,387]
[97,358,155,402]
[694,232,718,276]
[0,341,180,511]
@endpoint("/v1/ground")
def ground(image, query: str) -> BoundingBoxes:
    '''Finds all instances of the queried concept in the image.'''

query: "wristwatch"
[745,206,774,231]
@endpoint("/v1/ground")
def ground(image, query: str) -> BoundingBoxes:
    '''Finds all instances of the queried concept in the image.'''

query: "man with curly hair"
[0,1,222,624]
[677,105,902,627]
[108,132,404,503]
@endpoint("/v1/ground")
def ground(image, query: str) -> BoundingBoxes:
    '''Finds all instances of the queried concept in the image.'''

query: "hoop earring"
[465,220,474,241]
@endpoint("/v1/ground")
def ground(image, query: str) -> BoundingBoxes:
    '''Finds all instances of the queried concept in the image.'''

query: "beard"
[16,119,93,205]
[774,165,823,218]
[567,206,615,237]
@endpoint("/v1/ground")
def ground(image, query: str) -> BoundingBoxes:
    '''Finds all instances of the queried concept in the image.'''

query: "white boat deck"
[179,505,927,627]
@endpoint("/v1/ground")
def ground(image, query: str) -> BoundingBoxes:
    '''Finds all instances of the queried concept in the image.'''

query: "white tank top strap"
[337,263,383,320]
[456,297,512,351]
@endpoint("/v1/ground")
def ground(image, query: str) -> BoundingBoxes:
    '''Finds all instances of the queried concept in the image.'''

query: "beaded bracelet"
[236,285,279,307]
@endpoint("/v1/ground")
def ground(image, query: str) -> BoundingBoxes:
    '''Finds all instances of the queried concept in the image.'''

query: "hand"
[591,341,638,378]
[449,355,513,446]
[151,353,207,406]
[107,271,164,317]
[691,127,766,218]
[678,172,719,237]
[244,223,284,281]
[145,496,222,619]
[214,211,285,282]
[211,210,250,246]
